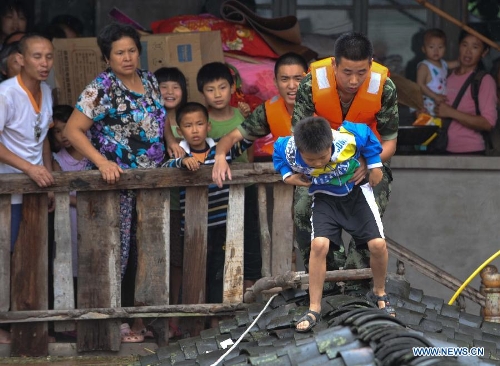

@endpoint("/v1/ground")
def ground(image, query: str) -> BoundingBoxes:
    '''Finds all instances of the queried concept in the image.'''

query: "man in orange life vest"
[212,52,308,185]
[292,32,399,291]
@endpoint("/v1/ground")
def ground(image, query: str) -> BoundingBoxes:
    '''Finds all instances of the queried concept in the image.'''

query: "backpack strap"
[471,69,487,115]
[470,69,492,150]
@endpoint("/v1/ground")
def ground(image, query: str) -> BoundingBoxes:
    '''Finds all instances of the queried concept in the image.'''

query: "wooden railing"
[0,163,294,356]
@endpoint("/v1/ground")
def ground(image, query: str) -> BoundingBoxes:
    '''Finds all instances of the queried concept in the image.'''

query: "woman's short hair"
[459,23,492,51]
[97,23,141,62]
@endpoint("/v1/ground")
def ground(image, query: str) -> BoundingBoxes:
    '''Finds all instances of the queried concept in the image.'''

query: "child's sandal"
[366,291,396,317]
[295,309,321,333]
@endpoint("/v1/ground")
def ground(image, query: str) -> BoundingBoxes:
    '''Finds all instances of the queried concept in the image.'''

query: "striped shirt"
[166,137,252,229]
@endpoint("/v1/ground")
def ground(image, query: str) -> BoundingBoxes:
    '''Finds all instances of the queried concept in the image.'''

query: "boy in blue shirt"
[273,116,395,332]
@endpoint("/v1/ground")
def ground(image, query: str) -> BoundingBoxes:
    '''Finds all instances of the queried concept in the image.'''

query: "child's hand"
[434,95,447,104]
[284,173,311,187]
[238,101,251,118]
[168,142,186,159]
[369,167,383,187]
[182,157,201,171]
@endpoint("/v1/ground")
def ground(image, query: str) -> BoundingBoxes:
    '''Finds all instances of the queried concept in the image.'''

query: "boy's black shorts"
[311,183,384,246]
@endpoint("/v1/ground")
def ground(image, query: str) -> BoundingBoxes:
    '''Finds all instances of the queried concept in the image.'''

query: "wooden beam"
[136,188,170,345]
[257,184,271,278]
[0,163,281,195]
[243,269,374,303]
[76,191,121,352]
[271,183,294,275]
[0,303,247,324]
[223,185,245,303]
[0,195,10,312]
[11,194,49,357]
[53,193,75,332]
[182,186,208,336]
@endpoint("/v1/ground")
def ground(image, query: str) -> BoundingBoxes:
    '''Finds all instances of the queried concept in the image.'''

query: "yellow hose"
[448,249,500,305]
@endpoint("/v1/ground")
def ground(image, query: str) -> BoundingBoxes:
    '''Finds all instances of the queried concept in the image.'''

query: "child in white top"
[417,28,459,117]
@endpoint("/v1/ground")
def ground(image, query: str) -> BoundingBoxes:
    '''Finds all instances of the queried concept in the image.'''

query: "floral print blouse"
[76,68,166,169]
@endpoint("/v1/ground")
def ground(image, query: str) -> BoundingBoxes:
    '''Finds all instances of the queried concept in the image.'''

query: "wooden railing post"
[136,188,170,345]
[76,191,121,352]
[224,184,245,303]
[183,186,208,336]
[0,195,10,312]
[53,193,75,333]
[271,183,294,276]
[10,194,49,356]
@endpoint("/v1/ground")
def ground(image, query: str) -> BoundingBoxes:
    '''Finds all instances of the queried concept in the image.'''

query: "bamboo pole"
[415,0,500,51]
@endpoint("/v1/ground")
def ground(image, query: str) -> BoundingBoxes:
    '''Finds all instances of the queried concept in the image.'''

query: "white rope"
[210,293,278,366]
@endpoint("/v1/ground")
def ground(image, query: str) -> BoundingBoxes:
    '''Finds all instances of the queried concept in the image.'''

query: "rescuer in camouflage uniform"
[291,32,399,293]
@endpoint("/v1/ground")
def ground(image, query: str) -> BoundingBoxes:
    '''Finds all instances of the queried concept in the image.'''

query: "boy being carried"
[166,102,252,304]
[273,117,395,332]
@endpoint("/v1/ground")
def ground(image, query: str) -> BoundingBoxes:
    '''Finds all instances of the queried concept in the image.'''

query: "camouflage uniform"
[291,72,399,290]
[237,103,274,140]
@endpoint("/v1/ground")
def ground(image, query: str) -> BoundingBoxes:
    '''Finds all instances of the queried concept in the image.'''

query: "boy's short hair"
[423,28,446,44]
[196,62,234,93]
[294,117,333,154]
[274,52,308,77]
[334,32,373,65]
[154,67,188,107]
[176,102,209,126]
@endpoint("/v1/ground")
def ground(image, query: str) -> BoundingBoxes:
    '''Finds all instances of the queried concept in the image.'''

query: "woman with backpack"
[434,24,497,154]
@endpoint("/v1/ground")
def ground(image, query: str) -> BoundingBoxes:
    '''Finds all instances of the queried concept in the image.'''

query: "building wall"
[383,155,500,315]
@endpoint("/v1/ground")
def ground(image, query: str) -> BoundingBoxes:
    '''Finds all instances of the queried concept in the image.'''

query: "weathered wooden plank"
[223,185,245,304]
[271,183,294,276]
[136,188,170,304]
[10,194,48,357]
[182,186,208,336]
[136,188,170,345]
[257,184,271,278]
[0,195,10,312]
[53,193,75,332]
[182,186,208,304]
[0,163,281,194]
[0,303,248,323]
[76,191,121,352]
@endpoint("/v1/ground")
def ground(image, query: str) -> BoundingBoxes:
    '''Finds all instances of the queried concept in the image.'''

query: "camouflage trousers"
[294,162,393,291]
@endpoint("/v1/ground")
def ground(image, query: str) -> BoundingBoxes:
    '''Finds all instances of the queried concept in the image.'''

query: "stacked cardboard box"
[53,31,224,105]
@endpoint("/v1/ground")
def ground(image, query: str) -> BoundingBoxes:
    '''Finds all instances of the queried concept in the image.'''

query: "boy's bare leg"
[367,238,392,311]
[296,237,329,331]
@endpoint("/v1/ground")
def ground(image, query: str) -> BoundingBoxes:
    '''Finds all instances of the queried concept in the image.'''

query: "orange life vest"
[260,95,292,155]
[310,58,388,140]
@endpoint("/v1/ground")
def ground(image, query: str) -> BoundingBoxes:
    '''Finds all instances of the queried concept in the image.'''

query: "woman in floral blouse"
[65,23,183,342]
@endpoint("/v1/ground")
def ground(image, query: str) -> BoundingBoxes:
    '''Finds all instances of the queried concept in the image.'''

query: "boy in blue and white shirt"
[273,116,395,332]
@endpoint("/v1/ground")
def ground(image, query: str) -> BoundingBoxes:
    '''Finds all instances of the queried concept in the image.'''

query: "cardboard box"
[53,31,224,105]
